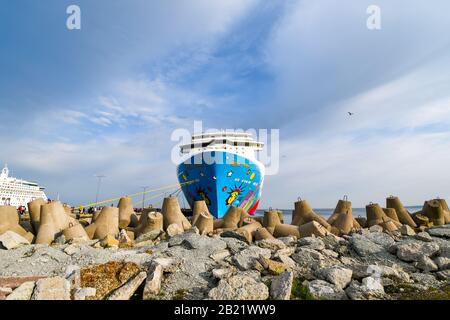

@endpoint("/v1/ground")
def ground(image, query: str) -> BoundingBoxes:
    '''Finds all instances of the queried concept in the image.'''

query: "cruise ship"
[177,131,265,218]
[0,164,48,207]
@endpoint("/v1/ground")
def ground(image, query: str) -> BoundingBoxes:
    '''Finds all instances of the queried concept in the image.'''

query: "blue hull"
[177,151,264,218]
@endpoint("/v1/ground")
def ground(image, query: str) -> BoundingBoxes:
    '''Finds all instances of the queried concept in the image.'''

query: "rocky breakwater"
[0,196,449,300]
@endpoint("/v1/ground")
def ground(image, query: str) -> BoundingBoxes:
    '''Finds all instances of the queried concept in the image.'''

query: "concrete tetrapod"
[366,203,386,227]
[253,227,275,241]
[328,198,360,232]
[118,197,134,229]
[35,204,59,244]
[434,198,450,224]
[0,206,34,242]
[380,216,399,232]
[27,198,46,233]
[263,210,282,234]
[292,199,331,230]
[192,200,209,226]
[273,224,300,238]
[330,211,354,236]
[422,200,445,226]
[234,221,262,243]
[161,197,191,231]
[382,208,402,228]
[63,222,90,242]
[84,206,119,240]
[386,196,417,228]
[298,221,329,238]
[193,211,214,235]
[134,211,163,238]
[221,206,246,229]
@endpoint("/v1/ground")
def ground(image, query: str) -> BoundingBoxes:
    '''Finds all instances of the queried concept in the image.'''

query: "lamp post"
[141,186,149,209]
[94,175,106,209]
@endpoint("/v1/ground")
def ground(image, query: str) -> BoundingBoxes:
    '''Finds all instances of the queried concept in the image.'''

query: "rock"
[222,237,248,254]
[291,248,324,270]
[65,265,81,289]
[208,274,269,300]
[411,273,440,289]
[317,266,352,289]
[54,234,66,245]
[395,241,440,262]
[0,286,13,295]
[369,225,383,233]
[118,229,133,245]
[80,261,141,300]
[135,230,161,243]
[305,279,347,300]
[259,257,287,275]
[152,257,181,273]
[427,227,450,238]
[143,264,163,299]
[220,230,249,243]
[232,246,271,271]
[0,231,30,250]
[73,287,96,300]
[345,277,384,300]
[414,255,438,272]
[349,234,384,257]
[180,233,227,253]
[400,225,416,236]
[270,271,293,300]
[255,238,287,251]
[100,235,119,248]
[277,236,297,247]
[5,281,35,300]
[31,277,71,300]
[63,244,80,256]
[166,223,184,237]
[209,249,231,262]
[365,265,410,282]
[415,232,433,242]
[298,237,325,251]
[276,255,297,270]
[365,232,396,248]
[436,270,450,281]
[434,256,450,270]
[321,249,339,258]
[273,247,295,257]
[107,271,146,300]
[212,267,236,279]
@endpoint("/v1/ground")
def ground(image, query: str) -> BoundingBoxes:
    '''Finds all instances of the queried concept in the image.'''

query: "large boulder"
[393,241,440,262]
[316,266,352,289]
[270,271,293,300]
[345,277,384,300]
[427,227,450,238]
[349,234,384,257]
[31,277,71,300]
[305,279,347,300]
[0,231,30,250]
[232,246,271,271]
[208,274,269,300]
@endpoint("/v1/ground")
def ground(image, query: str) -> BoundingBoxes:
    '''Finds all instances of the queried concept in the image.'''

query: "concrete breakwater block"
[386,196,417,228]
[0,206,34,243]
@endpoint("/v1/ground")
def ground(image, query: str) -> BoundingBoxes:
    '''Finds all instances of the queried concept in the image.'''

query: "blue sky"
[1,0,450,209]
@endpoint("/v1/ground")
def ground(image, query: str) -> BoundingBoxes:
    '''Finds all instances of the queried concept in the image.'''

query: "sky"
[1,0,450,209]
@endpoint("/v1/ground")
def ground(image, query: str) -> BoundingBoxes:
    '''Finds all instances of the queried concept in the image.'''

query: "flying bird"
[348,112,354,116]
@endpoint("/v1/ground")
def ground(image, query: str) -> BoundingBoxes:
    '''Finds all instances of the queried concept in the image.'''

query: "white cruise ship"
[0,164,48,207]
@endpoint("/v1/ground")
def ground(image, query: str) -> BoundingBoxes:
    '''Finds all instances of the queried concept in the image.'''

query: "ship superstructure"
[0,164,48,207]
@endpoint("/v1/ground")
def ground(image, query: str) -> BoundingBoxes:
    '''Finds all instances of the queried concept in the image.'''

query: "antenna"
[94,174,106,208]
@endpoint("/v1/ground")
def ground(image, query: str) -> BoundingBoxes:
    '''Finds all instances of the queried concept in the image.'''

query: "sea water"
[254,206,422,224]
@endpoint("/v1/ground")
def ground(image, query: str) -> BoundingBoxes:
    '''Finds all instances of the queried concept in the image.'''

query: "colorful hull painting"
[177,151,264,219]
